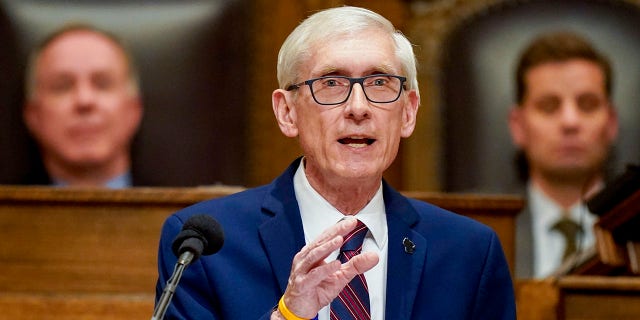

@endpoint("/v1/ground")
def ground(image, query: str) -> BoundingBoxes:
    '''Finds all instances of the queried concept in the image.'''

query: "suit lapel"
[383,184,427,320]
[258,159,307,294]
[255,162,429,317]
[515,204,533,278]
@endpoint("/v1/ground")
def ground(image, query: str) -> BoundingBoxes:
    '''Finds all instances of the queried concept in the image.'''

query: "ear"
[272,89,298,138]
[22,101,40,137]
[605,103,619,142]
[129,95,144,129]
[400,90,419,138]
[508,104,526,147]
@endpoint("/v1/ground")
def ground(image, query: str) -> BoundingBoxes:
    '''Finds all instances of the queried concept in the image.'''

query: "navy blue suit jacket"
[155,159,515,319]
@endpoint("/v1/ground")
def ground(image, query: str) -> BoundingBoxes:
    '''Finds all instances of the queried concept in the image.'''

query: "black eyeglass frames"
[286,74,407,105]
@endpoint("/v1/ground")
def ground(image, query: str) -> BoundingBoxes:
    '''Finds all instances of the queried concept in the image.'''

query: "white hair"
[277,6,419,96]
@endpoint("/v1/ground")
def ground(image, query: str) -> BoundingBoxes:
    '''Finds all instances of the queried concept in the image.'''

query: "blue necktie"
[330,220,371,320]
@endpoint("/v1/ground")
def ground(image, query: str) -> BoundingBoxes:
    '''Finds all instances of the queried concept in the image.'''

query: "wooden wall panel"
[0,186,520,319]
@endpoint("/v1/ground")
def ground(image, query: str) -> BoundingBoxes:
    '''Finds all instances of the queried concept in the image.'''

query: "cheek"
[592,122,615,144]
[33,108,70,132]
[297,107,333,134]
[524,117,554,139]
[295,113,325,147]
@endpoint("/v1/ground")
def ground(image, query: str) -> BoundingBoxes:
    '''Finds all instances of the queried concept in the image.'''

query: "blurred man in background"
[22,24,143,188]
[509,31,618,278]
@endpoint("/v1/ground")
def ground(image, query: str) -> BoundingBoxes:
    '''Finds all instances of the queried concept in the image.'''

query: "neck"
[306,174,381,215]
[530,173,603,209]
[43,154,130,188]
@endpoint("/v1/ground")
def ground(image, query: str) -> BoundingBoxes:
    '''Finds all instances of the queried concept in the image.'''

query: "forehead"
[302,29,400,77]
[524,59,606,94]
[37,30,129,73]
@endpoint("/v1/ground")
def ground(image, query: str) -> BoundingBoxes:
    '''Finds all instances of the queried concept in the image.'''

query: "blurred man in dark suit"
[22,24,142,188]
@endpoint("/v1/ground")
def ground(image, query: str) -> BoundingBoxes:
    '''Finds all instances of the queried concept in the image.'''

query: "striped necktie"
[330,220,371,320]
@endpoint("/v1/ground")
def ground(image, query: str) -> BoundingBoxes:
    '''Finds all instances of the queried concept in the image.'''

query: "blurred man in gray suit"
[509,31,618,278]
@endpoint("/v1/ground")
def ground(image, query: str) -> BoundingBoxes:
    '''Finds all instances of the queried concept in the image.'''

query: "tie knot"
[341,220,368,253]
[551,217,582,238]
[551,216,583,261]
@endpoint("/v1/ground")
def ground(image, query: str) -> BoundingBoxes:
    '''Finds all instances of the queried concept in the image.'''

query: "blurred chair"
[441,0,640,194]
[0,0,250,187]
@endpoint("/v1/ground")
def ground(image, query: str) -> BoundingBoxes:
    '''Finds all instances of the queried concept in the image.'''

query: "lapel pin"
[403,237,415,254]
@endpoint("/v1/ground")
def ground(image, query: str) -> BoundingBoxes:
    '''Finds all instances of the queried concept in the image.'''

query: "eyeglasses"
[286,74,407,105]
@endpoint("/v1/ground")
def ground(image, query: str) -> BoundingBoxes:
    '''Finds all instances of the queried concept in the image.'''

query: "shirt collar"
[293,159,387,250]
[53,171,132,189]
[528,182,591,228]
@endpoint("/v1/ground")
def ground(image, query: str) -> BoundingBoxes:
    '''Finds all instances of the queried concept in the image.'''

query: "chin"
[550,165,597,179]
[67,153,110,166]
[336,163,383,180]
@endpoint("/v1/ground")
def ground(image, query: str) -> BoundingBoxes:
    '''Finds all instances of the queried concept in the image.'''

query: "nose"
[72,82,97,112]
[559,100,581,129]
[343,83,371,120]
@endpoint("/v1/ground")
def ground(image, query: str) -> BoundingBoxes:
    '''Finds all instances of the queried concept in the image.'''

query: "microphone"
[171,214,225,264]
[152,214,224,320]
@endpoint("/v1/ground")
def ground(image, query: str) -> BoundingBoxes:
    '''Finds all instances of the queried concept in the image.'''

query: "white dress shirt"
[528,183,597,278]
[293,160,388,320]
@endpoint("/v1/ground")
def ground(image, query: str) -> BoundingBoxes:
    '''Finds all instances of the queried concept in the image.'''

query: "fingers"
[339,251,379,279]
[282,219,358,317]
[281,218,379,318]
[309,218,359,247]
[298,250,379,313]
[292,218,358,273]
[327,218,379,278]
[292,226,343,271]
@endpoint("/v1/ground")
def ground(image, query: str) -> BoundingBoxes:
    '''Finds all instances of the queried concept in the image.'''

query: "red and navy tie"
[330,220,371,320]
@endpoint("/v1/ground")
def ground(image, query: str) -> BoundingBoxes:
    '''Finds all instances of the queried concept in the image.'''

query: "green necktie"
[551,215,583,261]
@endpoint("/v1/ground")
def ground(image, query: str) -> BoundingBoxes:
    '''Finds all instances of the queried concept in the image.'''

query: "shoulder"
[173,184,271,222]
[383,183,497,241]
[406,196,495,232]
[385,191,501,262]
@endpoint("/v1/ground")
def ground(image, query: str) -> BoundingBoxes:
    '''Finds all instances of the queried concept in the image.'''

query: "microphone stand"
[151,251,195,320]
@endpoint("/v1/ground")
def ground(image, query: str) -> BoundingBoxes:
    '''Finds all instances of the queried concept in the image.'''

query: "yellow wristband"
[278,296,308,320]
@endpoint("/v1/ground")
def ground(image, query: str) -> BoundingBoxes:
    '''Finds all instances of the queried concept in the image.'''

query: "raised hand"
[273,218,379,319]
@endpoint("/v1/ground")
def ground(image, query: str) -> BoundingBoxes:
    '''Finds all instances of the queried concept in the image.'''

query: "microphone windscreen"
[171,214,224,259]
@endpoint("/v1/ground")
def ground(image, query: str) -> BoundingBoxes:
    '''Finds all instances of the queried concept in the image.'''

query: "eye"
[534,96,560,114]
[577,93,604,113]
[325,79,340,87]
[46,76,74,94]
[365,76,390,87]
[372,78,387,86]
[317,77,349,90]
[92,73,116,91]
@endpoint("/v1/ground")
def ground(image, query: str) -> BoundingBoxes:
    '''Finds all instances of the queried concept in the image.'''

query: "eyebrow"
[313,63,398,77]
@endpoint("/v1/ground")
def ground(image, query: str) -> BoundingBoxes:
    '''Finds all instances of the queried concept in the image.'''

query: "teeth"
[349,142,368,148]
[339,137,374,147]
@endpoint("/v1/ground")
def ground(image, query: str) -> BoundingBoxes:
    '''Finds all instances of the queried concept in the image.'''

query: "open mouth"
[338,137,375,147]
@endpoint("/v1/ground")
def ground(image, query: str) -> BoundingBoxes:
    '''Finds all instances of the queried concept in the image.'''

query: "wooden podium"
[516,275,640,320]
[590,189,640,275]
[0,186,521,319]
[558,275,640,319]
[560,188,640,319]
[517,188,640,320]
[0,186,243,320]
